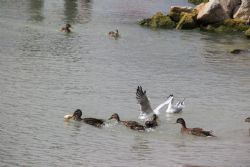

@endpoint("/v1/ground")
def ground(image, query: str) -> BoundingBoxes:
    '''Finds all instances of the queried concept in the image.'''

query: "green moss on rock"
[169,10,181,22]
[188,0,208,5]
[214,19,249,32]
[139,12,176,29]
[168,7,193,23]
[202,19,250,33]
[246,28,250,38]
[176,10,198,29]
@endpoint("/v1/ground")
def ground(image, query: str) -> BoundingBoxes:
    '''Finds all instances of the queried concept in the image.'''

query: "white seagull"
[165,95,185,113]
[136,86,172,119]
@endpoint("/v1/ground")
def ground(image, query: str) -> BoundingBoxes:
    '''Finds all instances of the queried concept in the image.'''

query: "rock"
[197,0,229,24]
[234,0,250,20]
[207,18,250,32]
[219,0,241,17]
[176,10,198,29]
[223,18,249,31]
[245,28,250,38]
[230,49,244,54]
[188,0,208,5]
[139,12,176,29]
[169,6,193,22]
[139,18,151,26]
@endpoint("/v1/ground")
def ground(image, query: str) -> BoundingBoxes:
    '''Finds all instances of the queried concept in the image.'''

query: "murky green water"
[0,0,250,167]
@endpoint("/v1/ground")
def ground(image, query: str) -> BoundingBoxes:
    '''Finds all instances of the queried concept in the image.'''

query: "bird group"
[63,86,245,137]
[61,24,120,40]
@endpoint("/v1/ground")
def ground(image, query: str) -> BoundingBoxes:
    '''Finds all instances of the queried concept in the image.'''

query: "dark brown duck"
[145,114,158,128]
[71,109,105,128]
[108,113,145,131]
[61,23,72,33]
[176,118,215,137]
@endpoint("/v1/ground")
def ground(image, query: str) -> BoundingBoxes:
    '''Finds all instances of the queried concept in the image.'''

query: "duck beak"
[108,116,113,120]
[64,114,73,119]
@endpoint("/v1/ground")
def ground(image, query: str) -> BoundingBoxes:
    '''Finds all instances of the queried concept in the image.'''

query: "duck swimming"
[176,118,215,137]
[66,109,105,128]
[108,113,145,131]
[61,23,72,33]
[145,114,158,128]
[108,29,119,39]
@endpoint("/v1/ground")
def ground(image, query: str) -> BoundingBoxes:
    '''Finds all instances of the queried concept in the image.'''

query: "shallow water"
[0,0,250,167]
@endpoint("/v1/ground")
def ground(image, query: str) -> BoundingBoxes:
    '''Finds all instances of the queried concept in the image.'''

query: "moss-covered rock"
[168,6,193,22]
[139,18,151,26]
[188,0,208,5]
[245,28,250,38]
[139,12,176,29]
[176,10,198,29]
[208,19,250,33]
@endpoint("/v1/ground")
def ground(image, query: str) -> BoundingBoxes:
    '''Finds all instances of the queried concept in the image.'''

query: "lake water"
[0,0,250,167]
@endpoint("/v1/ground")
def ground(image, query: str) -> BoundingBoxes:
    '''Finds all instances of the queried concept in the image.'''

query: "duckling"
[61,23,72,33]
[67,109,105,128]
[108,113,145,131]
[145,114,158,128]
[108,29,119,39]
[176,118,215,137]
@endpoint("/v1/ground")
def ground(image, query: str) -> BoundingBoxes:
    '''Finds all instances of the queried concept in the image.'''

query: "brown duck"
[108,29,119,39]
[70,109,105,128]
[108,113,145,131]
[145,114,158,128]
[61,23,72,33]
[176,118,215,137]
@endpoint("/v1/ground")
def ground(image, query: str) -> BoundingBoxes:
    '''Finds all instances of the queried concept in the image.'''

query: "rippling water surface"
[0,0,250,167]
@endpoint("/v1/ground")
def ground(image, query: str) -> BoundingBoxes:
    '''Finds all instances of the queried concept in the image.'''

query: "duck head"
[176,118,186,128]
[108,113,120,122]
[152,114,158,121]
[73,109,82,120]
[66,23,71,29]
[245,117,250,123]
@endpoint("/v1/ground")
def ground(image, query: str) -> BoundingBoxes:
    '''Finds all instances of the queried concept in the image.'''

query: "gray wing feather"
[136,86,153,114]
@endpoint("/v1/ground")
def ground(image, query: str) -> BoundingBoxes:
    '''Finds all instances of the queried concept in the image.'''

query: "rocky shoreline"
[139,0,250,39]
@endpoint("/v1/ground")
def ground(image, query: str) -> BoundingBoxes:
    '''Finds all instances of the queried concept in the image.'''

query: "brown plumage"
[108,113,145,131]
[176,118,215,137]
[72,109,105,128]
[61,24,72,33]
[108,29,119,39]
[145,114,158,128]
[245,117,250,123]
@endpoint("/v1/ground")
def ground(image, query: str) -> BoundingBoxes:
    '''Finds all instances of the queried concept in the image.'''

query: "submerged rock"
[139,12,176,29]
[230,49,245,54]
